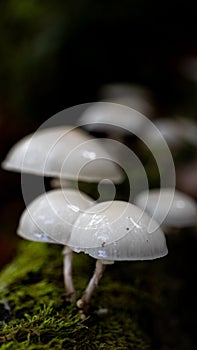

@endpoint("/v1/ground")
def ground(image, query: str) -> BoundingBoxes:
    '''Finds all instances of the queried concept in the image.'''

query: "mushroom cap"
[140,118,184,148]
[98,83,154,117]
[134,188,197,228]
[67,201,168,261]
[2,126,123,183]
[17,189,94,244]
[78,102,146,136]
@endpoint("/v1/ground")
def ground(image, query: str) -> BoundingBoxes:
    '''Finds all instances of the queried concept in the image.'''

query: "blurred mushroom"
[68,200,167,312]
[77,102,149,156]
[140,117,185,150]
[134,188,197,232]
[98,83,155,118]
[17,188,94,302]
[2,125,123,184]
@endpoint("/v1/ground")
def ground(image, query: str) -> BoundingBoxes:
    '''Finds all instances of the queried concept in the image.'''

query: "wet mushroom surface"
[17,188,94,302]
[67,200,168,314]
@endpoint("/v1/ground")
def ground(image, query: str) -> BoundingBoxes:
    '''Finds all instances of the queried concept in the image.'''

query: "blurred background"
[0,0,197,348]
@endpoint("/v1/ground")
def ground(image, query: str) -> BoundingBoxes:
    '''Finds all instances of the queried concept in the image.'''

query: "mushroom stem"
[62,246,76,302]
[77,259,106,312]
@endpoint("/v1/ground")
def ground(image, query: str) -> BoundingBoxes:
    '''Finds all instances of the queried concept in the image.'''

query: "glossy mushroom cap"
[2,126,123,183]
[17,189,94,244]
[134,188,197,228]
[68,201,168,261]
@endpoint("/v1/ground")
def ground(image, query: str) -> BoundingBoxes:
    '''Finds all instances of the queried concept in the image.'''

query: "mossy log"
[0,232,196,349]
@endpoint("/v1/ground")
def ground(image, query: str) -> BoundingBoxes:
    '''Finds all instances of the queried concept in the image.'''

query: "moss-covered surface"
[0,232,197,349]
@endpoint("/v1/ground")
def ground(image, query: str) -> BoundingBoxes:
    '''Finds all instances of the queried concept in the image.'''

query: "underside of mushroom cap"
[67,200,168,261]
[17,188,94,244]
[2,126,124,183]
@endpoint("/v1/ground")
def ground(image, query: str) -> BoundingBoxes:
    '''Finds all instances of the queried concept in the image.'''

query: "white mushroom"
[77,102,147,143]
[139,118,185,150]
[2,125,123,184]
[17,188,94,302]
[134,188,197,231]
[67,200,167,312]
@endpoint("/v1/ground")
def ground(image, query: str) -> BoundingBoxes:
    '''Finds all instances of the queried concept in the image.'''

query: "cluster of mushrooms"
[2,100,197,316]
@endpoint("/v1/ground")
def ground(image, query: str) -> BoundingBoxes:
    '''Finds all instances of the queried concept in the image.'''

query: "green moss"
[0,240,153,349]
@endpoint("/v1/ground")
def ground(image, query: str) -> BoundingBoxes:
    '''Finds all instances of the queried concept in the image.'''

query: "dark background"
[0,1,197,347]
